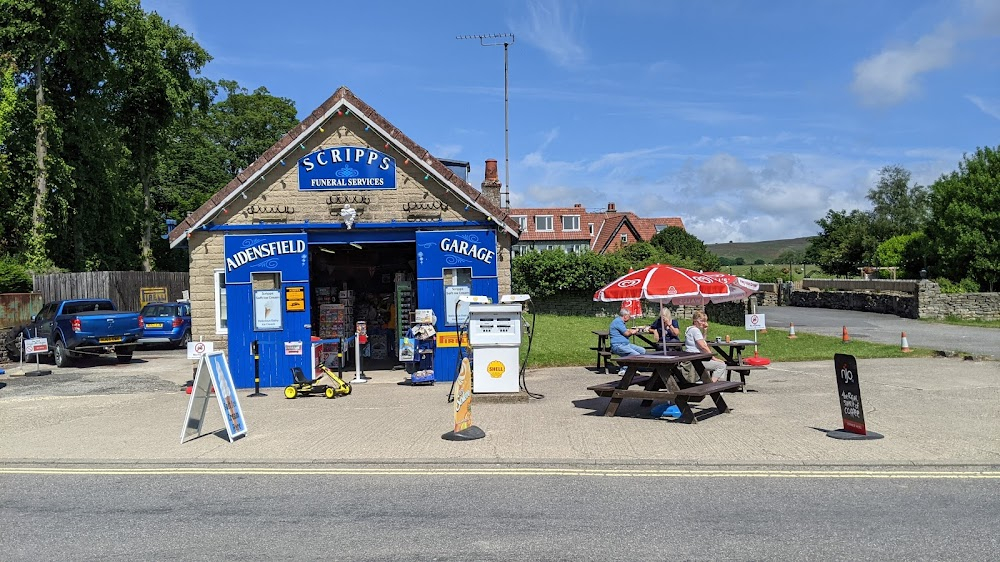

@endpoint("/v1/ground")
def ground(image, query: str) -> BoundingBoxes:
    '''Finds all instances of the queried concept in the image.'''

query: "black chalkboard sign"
[833,353,866,435]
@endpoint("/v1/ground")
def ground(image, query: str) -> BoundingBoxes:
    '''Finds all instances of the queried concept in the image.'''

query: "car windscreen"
[141,305,176,317]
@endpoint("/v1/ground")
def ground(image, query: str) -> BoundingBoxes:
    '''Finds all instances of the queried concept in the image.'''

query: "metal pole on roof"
[457,33,514,211]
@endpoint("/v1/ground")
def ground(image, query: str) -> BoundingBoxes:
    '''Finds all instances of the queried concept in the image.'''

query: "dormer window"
[562,215,580,231]
[535,215,553,231]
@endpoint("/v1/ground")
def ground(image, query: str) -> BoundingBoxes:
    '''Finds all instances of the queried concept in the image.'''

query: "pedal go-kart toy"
[284,364,352,399]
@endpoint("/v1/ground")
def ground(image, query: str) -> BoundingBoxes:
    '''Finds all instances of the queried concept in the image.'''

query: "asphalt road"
[756,305,998,358]
[2,469,998,561]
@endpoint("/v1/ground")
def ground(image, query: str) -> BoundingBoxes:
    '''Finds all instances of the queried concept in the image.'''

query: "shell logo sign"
[487,360,506,378]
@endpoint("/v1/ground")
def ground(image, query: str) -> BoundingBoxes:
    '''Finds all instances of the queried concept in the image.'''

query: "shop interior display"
[309,243,416,369]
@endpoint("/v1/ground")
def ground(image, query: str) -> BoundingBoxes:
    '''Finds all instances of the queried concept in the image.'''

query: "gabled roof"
[510,204,685,253]
[169,86,520,247]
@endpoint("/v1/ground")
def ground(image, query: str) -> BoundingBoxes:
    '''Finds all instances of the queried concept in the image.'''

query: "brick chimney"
[481,159,502,207]
[607,202,617,212]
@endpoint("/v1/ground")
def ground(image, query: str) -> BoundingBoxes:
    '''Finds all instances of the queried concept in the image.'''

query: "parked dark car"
[10,299,143,366]
[138,302,192,348]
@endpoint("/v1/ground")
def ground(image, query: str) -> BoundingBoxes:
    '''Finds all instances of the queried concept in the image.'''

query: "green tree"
[109,7,209,271]
[649,226,721,271]
[152,79,298,270]
[868,165,929,240]
[926,146,1000,291]
[805,209,874,276]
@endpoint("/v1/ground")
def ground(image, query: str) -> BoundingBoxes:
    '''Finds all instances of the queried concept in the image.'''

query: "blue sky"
[142,0,1000,243]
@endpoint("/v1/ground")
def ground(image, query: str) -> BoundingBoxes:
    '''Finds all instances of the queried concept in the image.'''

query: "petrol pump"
[466,294,530,394]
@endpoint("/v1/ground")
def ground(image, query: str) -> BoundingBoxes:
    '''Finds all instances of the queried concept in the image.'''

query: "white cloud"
[513,0,587,67]
[966,95,1000,120]
[852,1,1000,107]
[851,24,956,107]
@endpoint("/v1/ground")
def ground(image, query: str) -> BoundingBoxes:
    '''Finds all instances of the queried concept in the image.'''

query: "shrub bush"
[935,277,982,293]
[0,255,32,293]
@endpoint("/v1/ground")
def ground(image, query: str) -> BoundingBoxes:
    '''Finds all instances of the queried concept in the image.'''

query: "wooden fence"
[33,272,190,312]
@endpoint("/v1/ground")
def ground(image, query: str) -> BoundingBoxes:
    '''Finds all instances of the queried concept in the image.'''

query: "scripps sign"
[298,146,396,190]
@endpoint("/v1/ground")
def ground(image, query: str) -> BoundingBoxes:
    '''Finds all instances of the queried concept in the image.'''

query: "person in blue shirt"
[648,307,680,348]
[609,308,645,374]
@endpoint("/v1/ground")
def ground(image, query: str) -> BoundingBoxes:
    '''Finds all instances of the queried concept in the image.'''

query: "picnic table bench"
[591,329,683,373]
[586,351,742,423]
[708,339,769,391]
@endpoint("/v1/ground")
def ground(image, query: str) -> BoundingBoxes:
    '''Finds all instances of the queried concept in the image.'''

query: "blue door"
[224,234,311,389]
[415,230,499,382]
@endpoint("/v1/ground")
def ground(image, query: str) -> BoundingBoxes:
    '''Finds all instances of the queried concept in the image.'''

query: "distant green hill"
[706,236,814,262]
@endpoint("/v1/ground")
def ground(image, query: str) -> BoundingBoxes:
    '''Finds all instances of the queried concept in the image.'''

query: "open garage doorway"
[309,242,416,372]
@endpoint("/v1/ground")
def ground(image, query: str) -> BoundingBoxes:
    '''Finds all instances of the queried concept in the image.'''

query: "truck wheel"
[2,327,22,361]
[53,340,72,368]
[116,345,135,364]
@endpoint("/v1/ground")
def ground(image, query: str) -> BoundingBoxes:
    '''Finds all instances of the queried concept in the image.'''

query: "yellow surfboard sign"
[454,358,473,432]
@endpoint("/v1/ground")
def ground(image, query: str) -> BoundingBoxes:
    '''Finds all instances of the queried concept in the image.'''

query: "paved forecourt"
[1,348,998,468]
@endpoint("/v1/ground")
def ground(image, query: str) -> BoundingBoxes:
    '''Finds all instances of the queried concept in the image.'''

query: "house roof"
[510,204,684,252]
[168,86,520,248]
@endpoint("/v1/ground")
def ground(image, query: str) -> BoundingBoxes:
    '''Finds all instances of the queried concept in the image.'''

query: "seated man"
[609,307,645,375]
[682,311,727,382]
[648,307,680,347]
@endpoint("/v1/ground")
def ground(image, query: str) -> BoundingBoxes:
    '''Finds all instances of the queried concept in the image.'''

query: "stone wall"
[790,289,919,318]
[789,280,1000,320]
[917,282,1000,320]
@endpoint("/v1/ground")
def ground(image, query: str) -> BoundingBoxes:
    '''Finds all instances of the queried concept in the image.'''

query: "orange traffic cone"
[788,323,797,339]
[842,326,850,344]
[900,332,912,353]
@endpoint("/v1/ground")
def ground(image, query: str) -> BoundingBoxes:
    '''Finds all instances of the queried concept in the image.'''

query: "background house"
[510,202,685,255]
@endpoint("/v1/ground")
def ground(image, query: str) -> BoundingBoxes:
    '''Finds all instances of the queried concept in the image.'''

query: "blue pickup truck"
[14,299,144,367]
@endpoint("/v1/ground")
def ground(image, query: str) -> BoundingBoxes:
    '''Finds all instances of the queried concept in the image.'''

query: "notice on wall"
[140,286,168,308]
[284,341,303,355]
[285,286,305,311]
[445,285,471,325]
[254,289,283,331]
[833,353,866,435]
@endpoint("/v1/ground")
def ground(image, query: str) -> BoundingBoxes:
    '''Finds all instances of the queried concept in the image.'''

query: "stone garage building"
[168,87,520,388]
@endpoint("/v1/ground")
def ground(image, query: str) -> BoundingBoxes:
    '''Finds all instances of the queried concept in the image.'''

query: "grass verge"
[520,314,935,368]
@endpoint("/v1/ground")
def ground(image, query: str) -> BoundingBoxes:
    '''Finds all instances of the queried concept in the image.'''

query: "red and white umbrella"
[594,264,733,304]
[667,271,760,306]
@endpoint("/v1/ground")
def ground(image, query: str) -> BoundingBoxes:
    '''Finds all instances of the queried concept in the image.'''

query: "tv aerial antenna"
[457,33,514,211]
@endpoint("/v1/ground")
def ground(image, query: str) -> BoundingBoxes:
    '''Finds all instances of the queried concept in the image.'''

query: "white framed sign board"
[187,340,214,360]
[745,313,766,331]
[24,337,49,354]
[180,351,247,443]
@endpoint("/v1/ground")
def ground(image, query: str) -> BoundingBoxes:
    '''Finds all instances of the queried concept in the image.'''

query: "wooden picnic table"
[586,351,742,423]
[707,339,768,390]
[591,329,682,373]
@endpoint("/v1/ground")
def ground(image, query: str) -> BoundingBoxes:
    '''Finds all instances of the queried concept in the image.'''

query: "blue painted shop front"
[223,227,499,388]
[224,233,312,389]
[415,230,499,384]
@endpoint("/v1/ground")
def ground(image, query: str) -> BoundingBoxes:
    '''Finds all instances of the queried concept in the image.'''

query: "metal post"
[458,32,515,211]
[248,340,266,397]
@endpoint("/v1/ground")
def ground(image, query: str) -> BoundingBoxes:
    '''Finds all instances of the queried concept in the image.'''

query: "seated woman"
[648,308,680,348]
[683,311,727,382]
